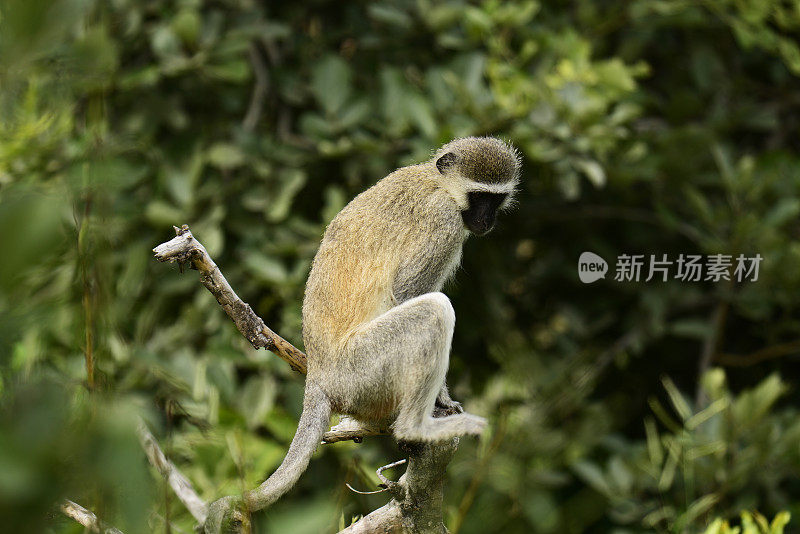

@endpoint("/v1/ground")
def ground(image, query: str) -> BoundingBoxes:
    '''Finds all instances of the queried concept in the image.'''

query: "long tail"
[244,380,331,511]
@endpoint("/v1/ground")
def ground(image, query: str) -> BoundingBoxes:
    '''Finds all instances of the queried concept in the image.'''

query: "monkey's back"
[302,163,464,365]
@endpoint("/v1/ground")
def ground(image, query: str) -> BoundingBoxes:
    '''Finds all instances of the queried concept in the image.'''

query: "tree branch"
[242,42,269,132]
[60,500,124,534]
[340,439,457,534]
[715,339,800,367]
[137,420,209,524]
[153,225,306,374]
[323,416,389,444]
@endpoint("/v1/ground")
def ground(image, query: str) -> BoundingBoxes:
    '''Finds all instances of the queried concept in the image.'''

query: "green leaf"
[675,494,719,531]
[732,373,787,426]
[242,252,288,285]
[171,8,201,45]
[206,59,250,82]
[572,461,611,496]
[207,143,245,169]
[337,99,372,129]
[770,512,791,534]
[151,24,181,58]
[311,54,352,115]
[608,456,633,493]
[406,93,437,137]
[702,518,725,534]
[670,319,712,339]
[685,397,728,430]
[574,158,606,187]
[644,417,663,466]
[145,200,184,226]
[267,169,307,222]
[661,376,692,422]
[239,377,277,430]
[367,4,413,29]
[657,443,679,491]
[763,198,800,228]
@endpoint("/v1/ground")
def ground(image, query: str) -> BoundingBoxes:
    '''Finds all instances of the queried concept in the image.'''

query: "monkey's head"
[433,136,521,236]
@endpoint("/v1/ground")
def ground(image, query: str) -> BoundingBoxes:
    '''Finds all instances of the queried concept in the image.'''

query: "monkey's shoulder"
[324,165,459,242]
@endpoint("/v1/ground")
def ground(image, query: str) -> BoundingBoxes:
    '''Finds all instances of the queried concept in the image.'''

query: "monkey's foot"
[394,412,487,442]
[435,385,464,415]
[451,412,487,437]
[434,397,463,416]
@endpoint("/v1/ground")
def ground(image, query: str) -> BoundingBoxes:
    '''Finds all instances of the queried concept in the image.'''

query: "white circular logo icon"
[578,252,608,283]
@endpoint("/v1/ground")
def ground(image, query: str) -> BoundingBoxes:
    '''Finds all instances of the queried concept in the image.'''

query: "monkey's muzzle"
[461,191,507,236]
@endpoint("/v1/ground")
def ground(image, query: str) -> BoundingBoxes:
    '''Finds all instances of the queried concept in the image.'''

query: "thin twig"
[715,339,800,367]
[376,459,407,487]
[696,297,730,406]
[345,483,388,495]
[243,42,269,132]
[60,500,124,534]
[77,196,95,389]
[137,421,208,524]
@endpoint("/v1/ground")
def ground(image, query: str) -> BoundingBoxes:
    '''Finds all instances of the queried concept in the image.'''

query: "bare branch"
[338,501,403,534]
[153,225,306,374]
[243,42,269,132]
[322,415,389,444]
[716,339,800,367]
[137,421,208,524]
[60,500,124,534]
[341,440,457,534]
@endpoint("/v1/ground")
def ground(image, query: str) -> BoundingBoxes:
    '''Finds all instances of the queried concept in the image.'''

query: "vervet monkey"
[244,136,520,511]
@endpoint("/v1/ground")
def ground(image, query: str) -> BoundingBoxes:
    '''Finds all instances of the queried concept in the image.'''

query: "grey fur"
[244,381,330,511]
[435,137,521,184]
[246,137,520,512]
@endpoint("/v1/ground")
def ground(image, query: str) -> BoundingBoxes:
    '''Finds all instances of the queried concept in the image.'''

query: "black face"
[461,191,508,236]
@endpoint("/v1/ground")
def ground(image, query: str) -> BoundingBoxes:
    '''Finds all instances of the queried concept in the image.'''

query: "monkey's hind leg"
[349,292,486,442]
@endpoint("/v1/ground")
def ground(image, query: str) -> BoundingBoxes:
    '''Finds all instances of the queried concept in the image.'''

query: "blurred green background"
[2,0,800,532]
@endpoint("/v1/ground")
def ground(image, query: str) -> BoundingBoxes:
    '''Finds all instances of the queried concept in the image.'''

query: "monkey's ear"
[436,152,457,174]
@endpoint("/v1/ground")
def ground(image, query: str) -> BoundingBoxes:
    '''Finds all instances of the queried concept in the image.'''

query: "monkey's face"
[434,136,520,236]
[460,191,508,235]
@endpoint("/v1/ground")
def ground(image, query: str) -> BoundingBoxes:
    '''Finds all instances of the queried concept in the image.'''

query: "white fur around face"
[440,171,519,211]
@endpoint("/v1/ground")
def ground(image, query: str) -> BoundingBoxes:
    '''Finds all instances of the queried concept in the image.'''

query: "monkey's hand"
[203,496,249,534]
[435,385,463,415]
